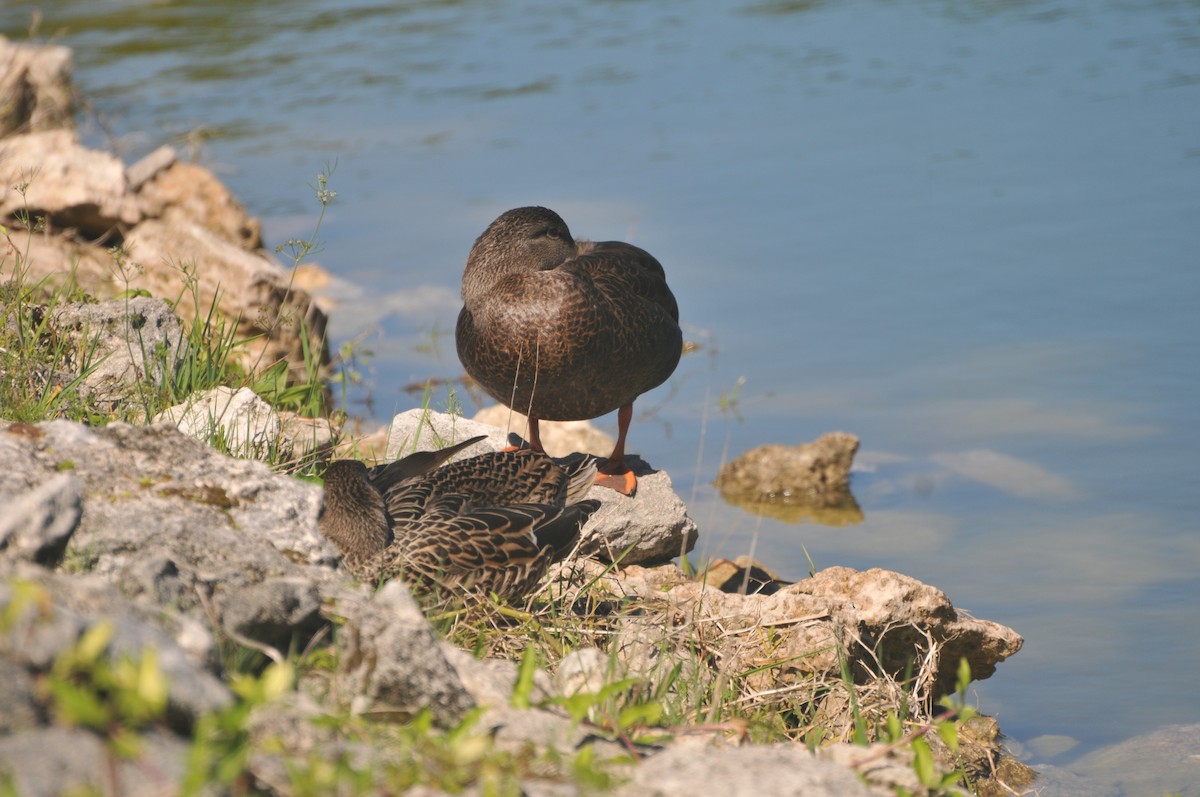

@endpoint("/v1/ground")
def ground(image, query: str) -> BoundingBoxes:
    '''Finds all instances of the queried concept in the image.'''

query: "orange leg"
[527,415,545,453]
[501,415,545,453]
[595,403,637,495]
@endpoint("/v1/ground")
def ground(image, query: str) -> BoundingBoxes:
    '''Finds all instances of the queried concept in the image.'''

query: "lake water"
[5,0,1198,789]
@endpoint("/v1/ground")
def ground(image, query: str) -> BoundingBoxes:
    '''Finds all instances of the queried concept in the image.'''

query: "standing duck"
[319,436,600,601]
[455,206,682,495]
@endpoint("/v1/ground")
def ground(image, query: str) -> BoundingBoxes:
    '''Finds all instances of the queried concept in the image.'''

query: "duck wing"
[382,449,595,522]
[570,241,680,323]
[374,499,600,599]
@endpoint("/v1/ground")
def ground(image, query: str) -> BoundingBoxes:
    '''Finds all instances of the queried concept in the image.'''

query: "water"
[5,0,1198,780]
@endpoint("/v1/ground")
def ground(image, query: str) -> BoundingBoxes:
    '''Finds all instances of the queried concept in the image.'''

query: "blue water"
[5,0,1198,774]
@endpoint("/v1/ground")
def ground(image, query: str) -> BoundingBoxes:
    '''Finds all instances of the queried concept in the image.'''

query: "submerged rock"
[715,432,863,525]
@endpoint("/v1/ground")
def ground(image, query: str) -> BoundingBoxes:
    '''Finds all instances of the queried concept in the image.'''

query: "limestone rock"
[701,556,791,595]
[579,455,698,564]
[135,159,262,250]
[0,471,81,566]
[0,52,326,391]
[219,576,325,653]
[0,727,191,797]
[0,130,140,231]
[125,144,177,191]
[796,566,1024,692]
[0,658,41,734]
[572,559,1022,711]
[48,296,189,414]
[616,741,877,797]
[333,580,475,725]
[384,407,506,460]
[122,216,323,382]
[473,404,616,458]
[155,385,282,457]
[0,419,337,607]
[441,644,554,707]
[716,432,863,525]
[0,570,234,727]
[0,36,74,136]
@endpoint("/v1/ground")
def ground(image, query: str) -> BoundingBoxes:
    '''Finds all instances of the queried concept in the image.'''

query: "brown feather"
[455,206,682,422]
[318,442,600,601]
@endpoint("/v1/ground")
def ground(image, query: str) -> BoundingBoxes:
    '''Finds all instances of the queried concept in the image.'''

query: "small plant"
[41,621,170,759]
[183,660,295,795]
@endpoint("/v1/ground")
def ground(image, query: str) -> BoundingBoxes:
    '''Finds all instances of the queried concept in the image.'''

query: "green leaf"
[511,644,538,709]
[617,700,663,731]
[75,620,115,665]
[956,657,972,696]
[910,737,939,787]
[936,719,959,753]
[49,678,111,729]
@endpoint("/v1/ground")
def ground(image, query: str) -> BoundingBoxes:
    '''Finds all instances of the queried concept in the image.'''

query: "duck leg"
[595,403,638,495]
[527,415,545,453]
[501,415,545,454]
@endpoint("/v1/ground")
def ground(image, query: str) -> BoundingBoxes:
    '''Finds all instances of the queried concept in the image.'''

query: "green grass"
[0,170,345,474]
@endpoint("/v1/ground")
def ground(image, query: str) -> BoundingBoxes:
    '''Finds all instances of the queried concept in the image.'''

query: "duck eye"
[538,226,563,240]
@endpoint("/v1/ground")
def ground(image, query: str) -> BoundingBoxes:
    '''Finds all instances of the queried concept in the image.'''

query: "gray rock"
[384,407,507,460]
[555,646,609,697]
[0,658,42,734]
[1066,723,1200,797]
[441,643,554,707]
[48,297,190,413]
[0,419,336,582]
[0,471,81,565]
[0,570,233,728]
[126,144,177,190]
[334,580,475,725]
[579,455,698,565]
[0,572,87,669]
[122,215,327,384]
[115,549,192,608]
[617,741,878,797]
[219,576,325,653]
[0,419,338,672]
[0,727,191,797]
[155,385,283,459]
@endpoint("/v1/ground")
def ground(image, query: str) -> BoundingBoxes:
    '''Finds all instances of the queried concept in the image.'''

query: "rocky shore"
[1,33,1033,797]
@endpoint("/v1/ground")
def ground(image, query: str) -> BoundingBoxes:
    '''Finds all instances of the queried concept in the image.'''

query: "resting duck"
[455,206,682,495]
[319,435,600,601]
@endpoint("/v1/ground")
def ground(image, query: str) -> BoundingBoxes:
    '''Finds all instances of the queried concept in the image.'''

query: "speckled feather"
[319,441,600,600]
[455,206,682,421]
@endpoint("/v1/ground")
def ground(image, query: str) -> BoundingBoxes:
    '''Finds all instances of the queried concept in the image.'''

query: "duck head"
[461,206,578,299]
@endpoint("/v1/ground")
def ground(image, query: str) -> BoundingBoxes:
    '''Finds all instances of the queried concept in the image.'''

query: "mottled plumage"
[455,206,682,494]
[319,438,600,600]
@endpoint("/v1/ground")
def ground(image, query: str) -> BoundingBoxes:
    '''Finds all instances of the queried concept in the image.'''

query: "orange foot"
[595,461,637,496]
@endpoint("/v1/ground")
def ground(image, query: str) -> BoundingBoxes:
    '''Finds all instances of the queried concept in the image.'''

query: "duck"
[455,206,682,496]
[319,435,601,601]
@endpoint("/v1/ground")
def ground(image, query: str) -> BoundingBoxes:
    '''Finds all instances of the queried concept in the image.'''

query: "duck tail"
[532,498,601,560]
[365,434,487,494]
